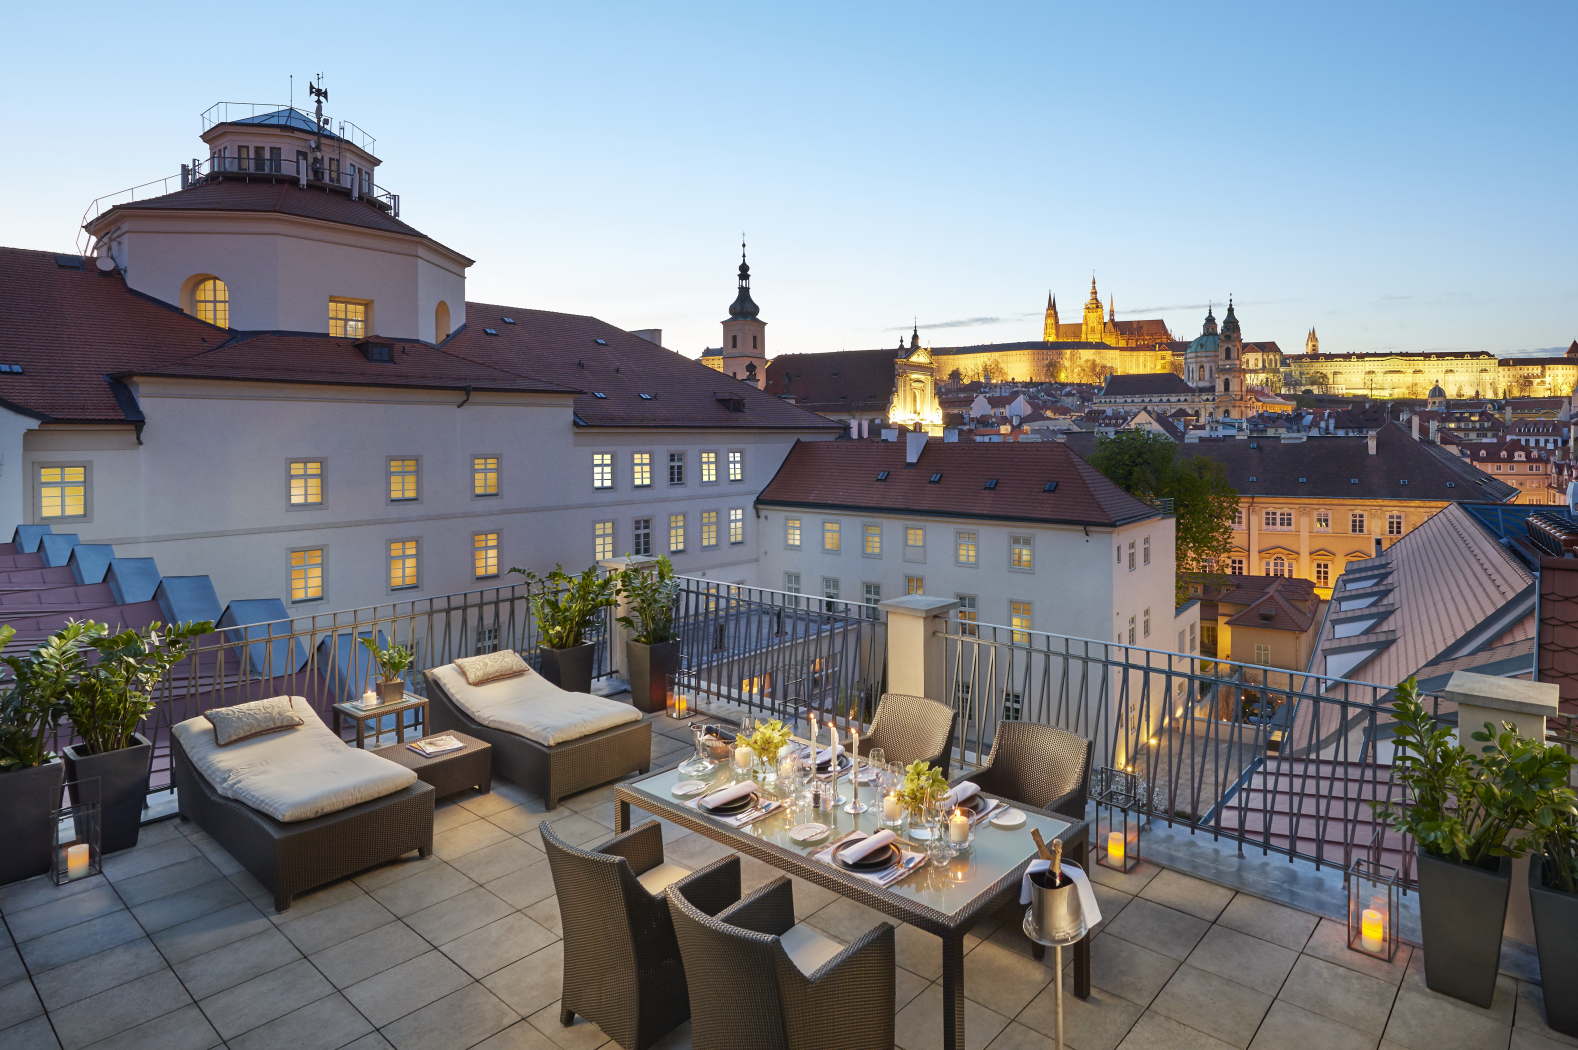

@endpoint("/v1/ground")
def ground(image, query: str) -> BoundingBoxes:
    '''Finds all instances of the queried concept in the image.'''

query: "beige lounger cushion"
[428,662,641,747]
[173,699,418,822]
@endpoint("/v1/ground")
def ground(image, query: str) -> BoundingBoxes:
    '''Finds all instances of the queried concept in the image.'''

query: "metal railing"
[943,620,1438,885]
[200,102,376,155]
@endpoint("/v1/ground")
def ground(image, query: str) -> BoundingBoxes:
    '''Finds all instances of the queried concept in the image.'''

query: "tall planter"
[1416,848,1510,1008]
[1530,856,1578,1036]
[628,639,680,714]
[538,643,595,695]
[0,758,65,885]
[63,733,153,854]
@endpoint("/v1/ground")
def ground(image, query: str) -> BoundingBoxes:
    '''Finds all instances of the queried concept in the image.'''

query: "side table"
[374,732,493,799]
[332,692,430,748]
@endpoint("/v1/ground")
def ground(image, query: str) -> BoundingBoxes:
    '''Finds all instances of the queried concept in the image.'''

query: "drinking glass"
[864,748,886,786]
[679,724,717,777]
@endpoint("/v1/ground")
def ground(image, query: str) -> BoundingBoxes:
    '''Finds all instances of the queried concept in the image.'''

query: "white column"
[876,595,959,701]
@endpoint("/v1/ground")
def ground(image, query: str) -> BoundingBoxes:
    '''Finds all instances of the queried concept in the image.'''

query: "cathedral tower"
[1043,293,1059,342]
[716,241,768,388]
[1306,327,1319,354]
[1081,277,1104,343]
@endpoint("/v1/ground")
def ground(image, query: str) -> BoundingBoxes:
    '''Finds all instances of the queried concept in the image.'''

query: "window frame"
[1009,533,1033,573]
[699,450,719,485]
[1315,561,1331,587]
[728,507,745,545]
[784,517,802,549]
[594,520,615,562]
[288,544,327,604]
[633,517,653,558]
[1386,512,1404,536]
[727,449,744,483]
[286,458,326,510]
[906,575,925,595]
[784,572,802,594]
[862,522,882,558]
[472,454,501,499]
[668,451,686,487]
[328,296,372,339]
[592,452,614,491]
[904,524,926,563]
[1011,600,1033,644]
[823,520,841,553]
[632,451,653,489]
[473,531,501,580]
[700,510,719,549]
[957,593,978,636]
[33,461,93,524]
[387,537,421,593]
[1314,509,1331,532]
[387,456,422,503]
[1350,511,1367,535]
[955,530,978,567]
[669,513,686,554]
[1143,535,1151,566]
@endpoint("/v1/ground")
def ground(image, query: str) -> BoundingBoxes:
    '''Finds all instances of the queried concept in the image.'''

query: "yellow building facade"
[1286,348,1578,399]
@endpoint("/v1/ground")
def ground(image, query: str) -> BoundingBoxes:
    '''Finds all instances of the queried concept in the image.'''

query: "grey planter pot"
[1415,848,1510,1008]
[377,680,406,706]
[0,758,64,885]
[1530,856,1578,1036]
[628,639,680,714]
[64,733,153,854]
[538,643,595,695]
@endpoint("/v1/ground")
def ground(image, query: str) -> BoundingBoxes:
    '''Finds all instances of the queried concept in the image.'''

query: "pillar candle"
[1360,908,1384,952]
[734,744,754,770]
[949,808,970,843]
[1107,831,1125,865]
[66,843,89,880]
[883,793,901,821]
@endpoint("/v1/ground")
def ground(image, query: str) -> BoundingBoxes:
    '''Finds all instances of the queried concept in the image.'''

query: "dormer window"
[361,343,392,363]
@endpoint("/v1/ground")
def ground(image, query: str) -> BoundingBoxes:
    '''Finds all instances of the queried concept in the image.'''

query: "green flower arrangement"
[738,718,793,762]
[895,760,950,815]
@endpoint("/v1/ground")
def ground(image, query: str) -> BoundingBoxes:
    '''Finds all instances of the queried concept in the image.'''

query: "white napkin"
[1019,861,1102,927]
[815,745,846,765]
[944,782,980,807]
[699,780,758,810]
[837,830,896,863]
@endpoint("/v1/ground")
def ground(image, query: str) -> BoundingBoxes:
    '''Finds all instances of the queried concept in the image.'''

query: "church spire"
[727,236,760,320]
[1108,295,1115,324]
[1043,292,1060,342]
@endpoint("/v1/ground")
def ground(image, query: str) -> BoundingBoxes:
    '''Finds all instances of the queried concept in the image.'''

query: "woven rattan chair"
[541,819,739,1050]
[970,721,1093,822]
[855,691,957,776]
[669,862,895,1050]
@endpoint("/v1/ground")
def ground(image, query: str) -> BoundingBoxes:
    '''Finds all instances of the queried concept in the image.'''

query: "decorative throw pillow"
[208,696,305,747]
[454,650,530,686]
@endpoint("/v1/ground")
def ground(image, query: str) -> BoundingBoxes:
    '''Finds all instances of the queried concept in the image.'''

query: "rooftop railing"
[199,102,376,155]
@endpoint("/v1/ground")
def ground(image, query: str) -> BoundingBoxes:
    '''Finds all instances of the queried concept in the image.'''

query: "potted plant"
[63,619,211,854]
[1373,676,1570,1008]
[511,564,614,694]
[1518,745,1578,1035]
[359,636,415,706]
[895,760,951,821]
[0,623,87,884]
[615,556,680,713]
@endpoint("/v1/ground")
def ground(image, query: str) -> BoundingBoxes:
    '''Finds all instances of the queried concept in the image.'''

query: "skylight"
[1043,481,1058,492]
[1350,478,1359,484]
[1299,477,1307,483]
[639,393,654,400]
[502,317,516,324]
[1447,482,1456,488]
[484,328,498,336]
[592,392,607,398]
[0,364,23,374]
[594,338,608,346]
[1400,479,1409,485]
[984,479,998,490]
[1249,476,1257,482]
[929,473,943,483]
[876,471,889,481]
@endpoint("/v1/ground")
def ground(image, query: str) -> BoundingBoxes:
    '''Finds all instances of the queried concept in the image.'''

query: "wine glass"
[864,748,886,786]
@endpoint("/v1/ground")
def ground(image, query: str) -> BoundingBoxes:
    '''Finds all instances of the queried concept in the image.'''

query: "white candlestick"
[66,843,89,880]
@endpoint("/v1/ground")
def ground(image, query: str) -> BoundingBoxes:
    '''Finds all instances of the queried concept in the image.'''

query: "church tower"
[1306,327,1319,354]
[717,241,768,388]
[1043,293,1059,342]
[1219,298,1247,415]
[1081,277,1104,343]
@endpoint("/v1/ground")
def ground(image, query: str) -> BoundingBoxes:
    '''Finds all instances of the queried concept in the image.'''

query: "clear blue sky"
[5,2,1574,360]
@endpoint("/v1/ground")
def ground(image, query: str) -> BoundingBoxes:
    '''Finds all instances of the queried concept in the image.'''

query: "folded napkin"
[944,782,980,807]
[699,780,758,810]
[815,832,924,887]
[838,830,897,863]
[1018,862,1101,927]
[815,745,846,765]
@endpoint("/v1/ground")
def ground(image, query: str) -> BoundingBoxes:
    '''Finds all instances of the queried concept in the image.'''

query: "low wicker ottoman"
[374,732,493,800]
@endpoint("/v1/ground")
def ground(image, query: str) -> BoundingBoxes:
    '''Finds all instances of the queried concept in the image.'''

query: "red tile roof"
[1539,556,1578,709]
[756,439,1160,528]
[763,348,897,412]
[1219,576,1320,632]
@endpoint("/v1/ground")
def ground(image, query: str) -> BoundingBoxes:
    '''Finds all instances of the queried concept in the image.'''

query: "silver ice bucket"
[1029,870,1085,944]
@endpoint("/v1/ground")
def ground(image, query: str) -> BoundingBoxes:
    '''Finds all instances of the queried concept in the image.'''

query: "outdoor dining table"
[615,761,1091,1050]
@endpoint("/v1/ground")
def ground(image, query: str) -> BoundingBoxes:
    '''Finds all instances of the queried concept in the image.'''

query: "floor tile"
[803,895,887,944]
[366,863,476,918]
[112,857,224,908]
[1214,893,1320,952]
[225,991,372,1050]
[525,815,615,851]
[485,806,554,837]
[653,832,733,871]
[1116,1010,1237,1050]
[433,804,484,834]
[47,969,191,1050]
[1248,1000,1379,1050]
[18,911,145,973]
[1298,918,1412,986]
[1399,946,1517,1023]
[1148,964,1272,1049]
[1139,870,1237,923]
[894,922,946,980]
[1086,859,1163,896]
[128,878,244,934]
[0,873,109,917]
[894,981,1011,1050]
[268,878,368,924]
[343,949,473,1027]
[1278,955,1399,1037]
[897,965,931,1011]
[984,1020,1060,1050]
[526,1000,611,1050]
[1103,898,1211,962]
[960,939,1055,1017]
[380,983,519,1050]
[1515,982,1578,1048]
[78,1001,222,1050]
[310,920,431,988]
[6,884,125,943]
[172,926,302,1000]
[0,945,23,986]
[1382,988,1514,1050]
[481,943,565,1019]
[277,895,396,956]
[352,854,440,893]
[1185,925,1297,996]
[33,938,167,1011]
[441,913,558,979]
[149,901,272,965]
[1516,1030,1578,1050]
[432,820,512,862]
[196,957,333,1041]
[449,838,546,884]
[1020,982,1144,1050]
[1084,931,1182,1007]
[484,860,557,911]
[100,839,201,884]
[0,1014,61,1050]
[522,897,563,939]
[0,977,44,1029]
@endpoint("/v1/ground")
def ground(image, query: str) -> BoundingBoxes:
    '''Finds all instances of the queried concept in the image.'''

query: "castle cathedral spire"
[1043,292,1060,342]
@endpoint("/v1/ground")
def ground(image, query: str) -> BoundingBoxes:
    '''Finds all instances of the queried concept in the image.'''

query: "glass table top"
[624,760,1076,918]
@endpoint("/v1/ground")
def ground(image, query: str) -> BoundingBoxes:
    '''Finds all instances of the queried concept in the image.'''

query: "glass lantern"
[1093,766,1143,873]
[1347,858,1399,961]
[53,781,102,886]
[665,670,692,720]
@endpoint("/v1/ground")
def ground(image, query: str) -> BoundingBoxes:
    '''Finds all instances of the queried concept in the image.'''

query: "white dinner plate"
[789,823,830,843]
[990,808,1027,829]
[672,780,708,798]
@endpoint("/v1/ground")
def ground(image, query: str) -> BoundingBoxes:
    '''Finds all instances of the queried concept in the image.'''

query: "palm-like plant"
[0,622,85,771]
[359,637,415,683]
[615,557,679,645]
[66,620,212,755]
[511,564,616,649]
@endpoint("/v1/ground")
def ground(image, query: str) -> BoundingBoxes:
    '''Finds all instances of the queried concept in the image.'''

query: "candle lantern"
[52,782,101,886]
[1346,858,1399,961]
[1092,765,1143,873]
[664,671,693,720]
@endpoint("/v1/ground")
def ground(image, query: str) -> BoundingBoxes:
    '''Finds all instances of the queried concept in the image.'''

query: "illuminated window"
[668,452,685,485]
[633,518,652,557]
[389,540,419,589]
[473,456,499,496]
[864,523,882,555]
[594,521,614,561]
[1010,534,1032,570]
[289,548,323,602]
[1315,561,1330,587]
[1315,510,1331,531]
[633,452,651,488]
[1011,600,1032,644]
[329,298,369,339]
[193,278,229,328]
[786,518,801,547]
[906,526,925,549]
[729,508,744,544]
[388,458,418,501]
[957,594,977,636]
[824,521,840,552]
[38,465,86,519]
[956,531,977,564]
[1350,512,1367,534]
[592,453,613,490]
[701,510,719,548]
[784,572,801,594]
[906,575,924,595]
[701,451,718,483]
[727,450,743,482]
[289,460,323,505]
[474,532,499,578]
[1387,512,1403,536]
[669,513,685,553]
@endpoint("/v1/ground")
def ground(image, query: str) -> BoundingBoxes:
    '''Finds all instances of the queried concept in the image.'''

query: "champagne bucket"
[1029,870,1084,944]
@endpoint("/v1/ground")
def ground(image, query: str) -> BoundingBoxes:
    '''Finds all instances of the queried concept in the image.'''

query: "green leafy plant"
[0,622,84,771]
[67,619,212,755]
[615,556,679,645]
[510,564,615,650]
[1372,675,1577,868]
[358,636,415,683]
[738,718,792,761]
[894,760,950,815]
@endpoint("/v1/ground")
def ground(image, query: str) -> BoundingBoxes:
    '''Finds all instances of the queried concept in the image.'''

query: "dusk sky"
[6,2,1574,361]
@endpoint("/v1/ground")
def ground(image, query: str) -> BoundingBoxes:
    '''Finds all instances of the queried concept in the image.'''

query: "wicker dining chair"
[541,819,739,1050]
[856,691,958,776]
[970,721,1093,822]
[669,861,895,1050]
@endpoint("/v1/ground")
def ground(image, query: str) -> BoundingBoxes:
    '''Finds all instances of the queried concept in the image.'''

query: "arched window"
[1272,556,1286,576]
[435,301,451,343]
[187,276,229,328]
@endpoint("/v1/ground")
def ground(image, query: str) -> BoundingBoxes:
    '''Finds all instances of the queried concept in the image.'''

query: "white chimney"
[1368,430,1378,456]
[880,428,899,442]
[1430,419,1440,443]
[849,419,859,439]
[905,431,928,464]
[1411,415,1420,441]
[943,429,959,443]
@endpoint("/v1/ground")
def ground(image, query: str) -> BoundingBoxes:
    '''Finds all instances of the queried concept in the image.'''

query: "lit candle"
[66,843,89,881]
[734,744,754,770]
[949,807,970,843]
[1107,831,1125,865]
[883,793,901,821]
[1361,908,1384,952]
[678,695,688,716]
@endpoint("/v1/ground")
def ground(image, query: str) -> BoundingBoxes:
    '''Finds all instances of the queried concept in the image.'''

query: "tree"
[1088,431,1238,606]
